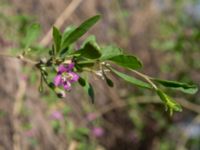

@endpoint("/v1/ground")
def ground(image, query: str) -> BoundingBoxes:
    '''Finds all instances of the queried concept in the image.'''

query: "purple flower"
[51,111,64,120]
[54,63,79,91]
[91,127,104,138]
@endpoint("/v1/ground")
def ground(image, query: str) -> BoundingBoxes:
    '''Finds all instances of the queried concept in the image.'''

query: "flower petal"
[54,75,62,86]
[68,72,79,82]
[58,65,68,73]
[67,63,75,71]
[63,82,71,91]
[58,63,75,73]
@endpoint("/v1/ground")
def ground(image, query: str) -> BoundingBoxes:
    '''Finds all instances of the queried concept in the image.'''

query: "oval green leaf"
[111,68,152,89]
[73,42,101,59]
[153,79,198,94]
[53,26,62,53]
[61,15,101,50]
[100,45,123,60]
[109,55,142,70]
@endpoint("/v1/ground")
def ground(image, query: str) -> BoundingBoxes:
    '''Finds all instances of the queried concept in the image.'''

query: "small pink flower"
[54,63,79,91]
[51,111,64,120]
[91,127,104,137]
[86,113,97,121]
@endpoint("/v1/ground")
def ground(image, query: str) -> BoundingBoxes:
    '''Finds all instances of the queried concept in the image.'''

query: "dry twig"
[40,0,83,47]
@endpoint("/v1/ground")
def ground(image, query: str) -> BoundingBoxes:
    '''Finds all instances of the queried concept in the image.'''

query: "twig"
[104,65,158,90]
[131,69,158,90]
[176,98,200,114]
[0,53,37,65]
[13,73,27,150]
[40,0,83,47]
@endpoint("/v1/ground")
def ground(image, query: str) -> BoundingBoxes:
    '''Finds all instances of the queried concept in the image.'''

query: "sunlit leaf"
[61,15,101,50]
[53,26,62,53]
[23,23,41,49]
[111,68,151,89]
[153,79,198,94]
[109,55,142,70]
[74,42,101,59]
[81,35,97,48]
[100,45,123,60]
[60,26,77,56]
[156,89,182,115]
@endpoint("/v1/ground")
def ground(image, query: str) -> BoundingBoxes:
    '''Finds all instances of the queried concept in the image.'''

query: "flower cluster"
[54,62,79,91]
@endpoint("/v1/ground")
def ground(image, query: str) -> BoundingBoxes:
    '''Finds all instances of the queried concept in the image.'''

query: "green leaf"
[105,77,114,87]
[153,79,198,94]
[109,55,142,70]
[62,25,77,40]
[61,15,101,50]
[100,45,123,60]
[23,23,41,49]
[73,127,90,140]
[74,42,101,59]
[76,127,90,135]
[156,89,182,115]
[60,26,77,56]
[53,26,62,53]
[111,68,152,89]
[81,35,97,48]
[78,77,86,87]
[83,82,95,104]
[102,70,114,87]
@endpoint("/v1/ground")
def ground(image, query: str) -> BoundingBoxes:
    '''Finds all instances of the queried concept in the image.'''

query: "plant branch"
[131,69,158,90]
[0,53,38,65]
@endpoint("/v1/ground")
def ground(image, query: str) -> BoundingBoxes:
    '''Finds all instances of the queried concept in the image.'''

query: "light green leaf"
[111,68,151,89]
[60,26,77,56]
[61,15,101,50]
[81,35,97,48]
[53,26,62,53]
[156,89,182,115]
[73,42,101,59]
[61,25,76,45]
[100,45,123,60]
[23,23,41,49]
[109,55,142,70]
[153,79,198,94]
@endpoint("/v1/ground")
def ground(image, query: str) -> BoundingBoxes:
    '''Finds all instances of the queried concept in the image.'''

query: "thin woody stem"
[0,53,38,65]
[0,53,16,58]
[131,69,158,90]
[104,64,158,90]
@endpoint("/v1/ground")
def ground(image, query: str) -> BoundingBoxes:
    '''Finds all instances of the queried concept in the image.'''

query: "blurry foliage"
[151,0,200,149]
[152,0,200,76]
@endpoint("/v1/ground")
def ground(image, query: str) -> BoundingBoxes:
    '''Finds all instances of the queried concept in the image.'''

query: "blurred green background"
[0,0,200,150]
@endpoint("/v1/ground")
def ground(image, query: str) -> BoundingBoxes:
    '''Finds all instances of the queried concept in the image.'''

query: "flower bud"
[55,87,66,98]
